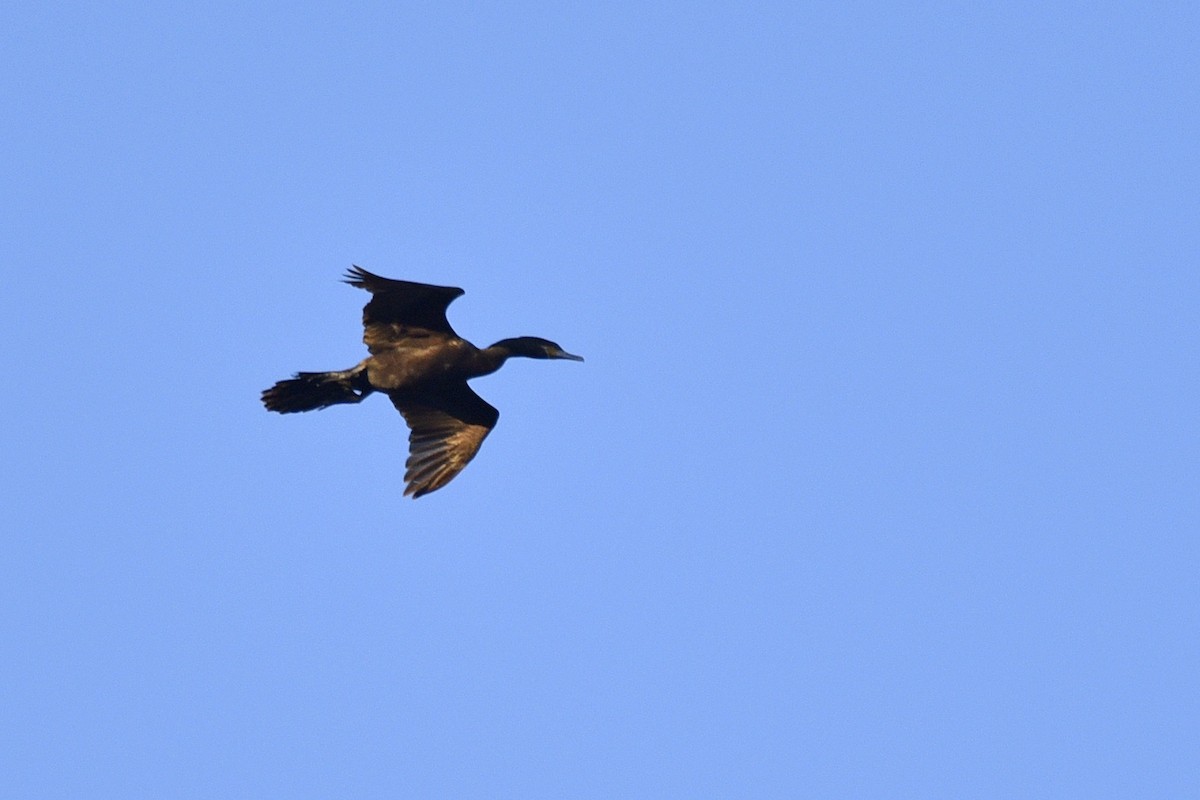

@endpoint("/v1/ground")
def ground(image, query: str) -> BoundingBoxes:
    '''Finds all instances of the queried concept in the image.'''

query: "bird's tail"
[261,365,371,413]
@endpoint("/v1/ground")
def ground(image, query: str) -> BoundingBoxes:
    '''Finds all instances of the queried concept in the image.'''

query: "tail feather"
[261,368,370,413]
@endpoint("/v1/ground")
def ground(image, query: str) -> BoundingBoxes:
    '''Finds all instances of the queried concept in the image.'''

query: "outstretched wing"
[343,266,465,353]
[389,382,499,498]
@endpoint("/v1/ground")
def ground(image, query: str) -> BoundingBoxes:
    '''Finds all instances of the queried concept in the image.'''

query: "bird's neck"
[470,344,514,377]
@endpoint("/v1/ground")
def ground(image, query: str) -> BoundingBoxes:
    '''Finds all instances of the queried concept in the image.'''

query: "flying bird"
[262,266,583,497]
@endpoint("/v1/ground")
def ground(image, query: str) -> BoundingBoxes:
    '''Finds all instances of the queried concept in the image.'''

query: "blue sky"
[3,1,1197,797]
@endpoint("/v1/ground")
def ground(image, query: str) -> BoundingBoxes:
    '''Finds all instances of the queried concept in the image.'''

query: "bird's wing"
[343,266,465,352]
[389,382,499,498]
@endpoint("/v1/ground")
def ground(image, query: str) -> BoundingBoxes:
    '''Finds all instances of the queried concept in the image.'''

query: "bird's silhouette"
[262,266,583,497]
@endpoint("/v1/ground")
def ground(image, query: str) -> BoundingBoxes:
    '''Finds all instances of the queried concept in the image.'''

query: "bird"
[262,266,583,497]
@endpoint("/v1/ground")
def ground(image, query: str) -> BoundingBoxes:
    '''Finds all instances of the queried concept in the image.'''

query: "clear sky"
[3,2,1197,797]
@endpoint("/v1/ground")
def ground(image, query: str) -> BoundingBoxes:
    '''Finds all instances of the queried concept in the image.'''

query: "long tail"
[261,365,372,413]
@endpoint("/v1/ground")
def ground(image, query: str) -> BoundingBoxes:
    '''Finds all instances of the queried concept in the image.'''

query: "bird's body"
[367,335,479,390]
[262,267,582,497]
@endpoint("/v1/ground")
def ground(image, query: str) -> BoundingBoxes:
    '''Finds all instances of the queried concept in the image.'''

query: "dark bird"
[262,266,583,497]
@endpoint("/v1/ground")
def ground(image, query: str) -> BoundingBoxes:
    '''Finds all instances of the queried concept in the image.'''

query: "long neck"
[470,341,517,377]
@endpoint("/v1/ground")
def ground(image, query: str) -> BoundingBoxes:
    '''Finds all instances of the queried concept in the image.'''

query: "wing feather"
[389,383,499,497]
[343,266,465,352]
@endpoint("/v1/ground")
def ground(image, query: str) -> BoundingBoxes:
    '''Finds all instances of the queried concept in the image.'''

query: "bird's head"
[493,336,584,362]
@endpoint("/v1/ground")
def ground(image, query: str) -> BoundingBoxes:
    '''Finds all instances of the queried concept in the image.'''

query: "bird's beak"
[557,350,584,362]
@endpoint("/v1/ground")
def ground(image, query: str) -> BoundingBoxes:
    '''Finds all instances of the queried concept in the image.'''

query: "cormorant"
[262,266,583,497]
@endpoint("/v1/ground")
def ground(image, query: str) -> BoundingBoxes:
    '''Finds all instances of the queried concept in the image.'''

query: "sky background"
[3,1,1198,797]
